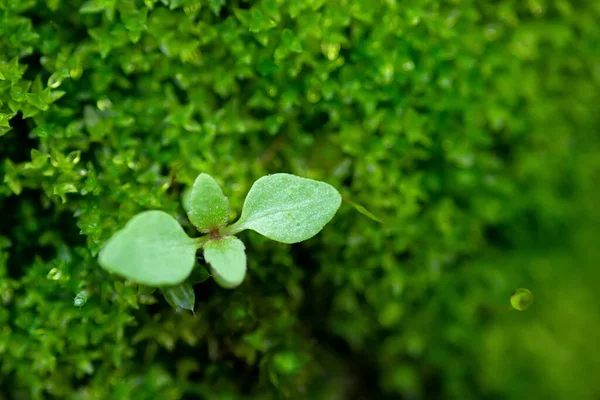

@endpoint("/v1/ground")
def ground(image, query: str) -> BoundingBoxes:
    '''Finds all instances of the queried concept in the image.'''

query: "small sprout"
[510,288,533,311]
[97,173,341,290]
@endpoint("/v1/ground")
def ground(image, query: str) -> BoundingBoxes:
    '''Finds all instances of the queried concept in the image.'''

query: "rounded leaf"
[203,236,246,289]
[98,210,197,286]
[187,173,229,232]
[228,174,341,243]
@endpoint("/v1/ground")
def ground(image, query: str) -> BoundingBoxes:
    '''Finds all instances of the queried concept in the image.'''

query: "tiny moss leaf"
[162,283,195,311]
[344,197,383,223]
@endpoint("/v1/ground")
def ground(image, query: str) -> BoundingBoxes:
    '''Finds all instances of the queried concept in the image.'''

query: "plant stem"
[192,236,209,249]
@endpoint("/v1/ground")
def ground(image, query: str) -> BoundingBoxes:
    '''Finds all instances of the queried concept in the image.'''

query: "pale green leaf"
[162,283,195,311]
[98,210,197,286]
[187,173,229,232]
[203,236,246,289]
[228,174,341,243]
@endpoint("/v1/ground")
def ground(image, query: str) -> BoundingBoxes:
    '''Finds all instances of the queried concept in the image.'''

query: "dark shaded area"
[0,113,37,163]
[291,242,389,400]
[0,191,85,279]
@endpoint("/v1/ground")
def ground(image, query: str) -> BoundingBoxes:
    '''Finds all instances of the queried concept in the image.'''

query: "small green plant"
[98,173,341,307]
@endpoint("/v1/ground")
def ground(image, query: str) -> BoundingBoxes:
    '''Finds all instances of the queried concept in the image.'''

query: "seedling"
[98,173,341,308]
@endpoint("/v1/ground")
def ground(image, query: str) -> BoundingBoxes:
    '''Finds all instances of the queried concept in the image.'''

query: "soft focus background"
[1,0,599,399]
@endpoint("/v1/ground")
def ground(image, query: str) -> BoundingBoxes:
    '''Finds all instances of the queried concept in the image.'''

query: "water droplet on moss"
[47,73,63,89]
[510,288,533,311]
[47,267,62,280]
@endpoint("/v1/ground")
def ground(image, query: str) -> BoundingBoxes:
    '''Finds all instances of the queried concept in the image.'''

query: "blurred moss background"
[1,0,599,399]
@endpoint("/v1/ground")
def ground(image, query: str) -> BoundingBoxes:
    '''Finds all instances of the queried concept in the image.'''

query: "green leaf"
[162,283,195,311]
[187,173,229,232]
[25,92,49,111]
[0,113,13,128]
[208,0,225,15]
[281,29,303,53]
[188,266,211,284]
[98,210,198,286]
[137,285,156,295]
[3,159,22,195]
[203,236,246,289]
[249,9,277,33]
[228,174,341,243]
[79,0,105,14]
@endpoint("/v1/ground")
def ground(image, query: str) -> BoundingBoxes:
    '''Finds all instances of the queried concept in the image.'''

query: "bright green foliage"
[510,288,533,311]
[98,211,198,286]
[228,174,342,243]
[163,283,196,311]
[1,0,599,398]
[204,236,247,289]
[187,173,229,232]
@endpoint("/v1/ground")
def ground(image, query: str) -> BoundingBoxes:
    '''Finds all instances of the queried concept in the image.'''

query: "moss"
[1,0,599,398]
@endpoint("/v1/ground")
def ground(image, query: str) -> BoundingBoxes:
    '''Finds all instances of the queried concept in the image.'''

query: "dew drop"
[47,267,62,280]
[47,73,63,89]
[510,288,533,311]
